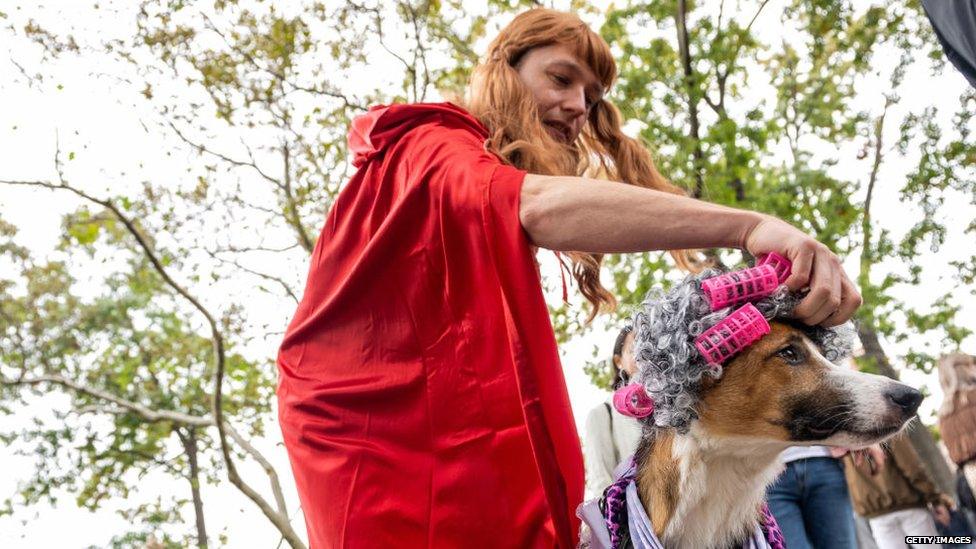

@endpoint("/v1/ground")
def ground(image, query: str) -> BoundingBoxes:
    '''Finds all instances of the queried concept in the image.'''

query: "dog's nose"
[886,385,923,417]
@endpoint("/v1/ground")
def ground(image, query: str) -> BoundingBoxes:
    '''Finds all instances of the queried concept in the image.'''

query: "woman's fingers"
[784,243,814,291]
[795,251,842,325]
[744,216,861,326]
[823,276,862,327]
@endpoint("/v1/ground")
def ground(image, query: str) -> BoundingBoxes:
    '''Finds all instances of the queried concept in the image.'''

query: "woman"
[583,326,643,496]
[844,435,953,549]
[277,8,862,548]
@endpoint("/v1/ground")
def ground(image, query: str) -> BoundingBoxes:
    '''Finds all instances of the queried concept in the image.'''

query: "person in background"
[937,352,976,535]
[766,444,860,549]
[938,353,976,499]
[583,325,642,496]
[844,434,954,549]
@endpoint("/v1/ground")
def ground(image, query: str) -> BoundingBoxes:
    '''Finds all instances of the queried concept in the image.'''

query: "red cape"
[277,102,583,548]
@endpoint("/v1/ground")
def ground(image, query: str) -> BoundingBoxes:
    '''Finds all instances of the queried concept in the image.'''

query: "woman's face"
[514,42,604,144]
[615,331,638,377]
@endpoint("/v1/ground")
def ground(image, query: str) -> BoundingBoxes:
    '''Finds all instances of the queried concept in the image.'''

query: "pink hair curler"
[758,252,792,284]
[612,383,655,418]
[701,264,779,310]
[694,303,770,365]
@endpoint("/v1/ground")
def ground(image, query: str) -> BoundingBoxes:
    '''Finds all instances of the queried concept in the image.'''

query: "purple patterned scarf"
[600,459,786,549]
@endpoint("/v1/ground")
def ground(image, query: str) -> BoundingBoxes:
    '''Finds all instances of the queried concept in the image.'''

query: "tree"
[1,1,973,544]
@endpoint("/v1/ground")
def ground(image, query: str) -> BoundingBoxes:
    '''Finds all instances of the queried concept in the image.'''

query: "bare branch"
[225,423,288,516]
[167,121,284,190]
[280,142,315,253]
[733,0,771,63]
[716,0,725,41]
[282,81,368,111]
[226,193,284,216]
[199,10,366,111]
[703,93,720,114]
[10,58,42,89]
[405,2,432,101]
[347,1,415,97]
[205,248,300,303]
[705,0,770,118]
[4,373,212,426]
[674,0,707,197]
[860,96,892,273]
[212,243,301,254]
[168,121,315,254]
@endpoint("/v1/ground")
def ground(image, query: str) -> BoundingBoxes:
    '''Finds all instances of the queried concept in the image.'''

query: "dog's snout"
[886,385,923,417]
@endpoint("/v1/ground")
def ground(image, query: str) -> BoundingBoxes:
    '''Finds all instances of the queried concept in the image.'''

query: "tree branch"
[860,96,891,283]
[166,121,284,190]
[225,423,288,516]
[176,427,210,549]
[198,10,366,111]
[729,0,770,68]
[4,373,212,426]
[705,0,770,118]
[348,1,415,97]
[210,243,301,254]
[206,249,300,304]
[5,371,295,546]
[0,147,306,548]
[405,2,431,101]
[279,142,314,253]
[674,0,707,198]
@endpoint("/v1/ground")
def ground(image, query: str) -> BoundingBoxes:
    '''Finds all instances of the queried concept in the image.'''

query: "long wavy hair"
[464,8,700,322]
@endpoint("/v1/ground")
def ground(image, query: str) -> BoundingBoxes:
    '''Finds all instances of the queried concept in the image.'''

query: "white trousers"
[868,507,939,549]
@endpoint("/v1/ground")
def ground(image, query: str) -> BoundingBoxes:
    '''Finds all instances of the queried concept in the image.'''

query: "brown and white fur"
[633,321,922,549]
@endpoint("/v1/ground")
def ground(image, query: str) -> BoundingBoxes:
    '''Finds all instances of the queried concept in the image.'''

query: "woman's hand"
[743,216,862,327]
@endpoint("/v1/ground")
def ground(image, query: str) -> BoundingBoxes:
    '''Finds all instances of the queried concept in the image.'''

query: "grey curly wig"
[631,269,856,433]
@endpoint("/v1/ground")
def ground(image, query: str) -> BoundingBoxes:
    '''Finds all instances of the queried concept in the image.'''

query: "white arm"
[583,403,617,497]
[518,174,863,327]
[519,174,762,253]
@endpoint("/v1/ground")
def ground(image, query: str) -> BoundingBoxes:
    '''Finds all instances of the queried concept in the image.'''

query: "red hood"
[347,102,489,168]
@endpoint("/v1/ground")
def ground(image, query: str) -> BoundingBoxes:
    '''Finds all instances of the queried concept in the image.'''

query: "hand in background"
[848,444,886,475]
[932,503,952,527]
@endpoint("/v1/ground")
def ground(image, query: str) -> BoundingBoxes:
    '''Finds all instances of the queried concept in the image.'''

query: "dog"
[580,269,922,549]
[631,320,921,548]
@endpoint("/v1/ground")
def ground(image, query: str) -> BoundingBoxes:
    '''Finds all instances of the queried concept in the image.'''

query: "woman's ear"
[613,355,622,368]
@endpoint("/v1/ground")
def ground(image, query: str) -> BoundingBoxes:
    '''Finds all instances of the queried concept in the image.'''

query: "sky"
[1,0,974,547]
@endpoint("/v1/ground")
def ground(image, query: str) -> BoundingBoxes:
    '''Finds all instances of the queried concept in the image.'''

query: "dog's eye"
[776,345,803,364]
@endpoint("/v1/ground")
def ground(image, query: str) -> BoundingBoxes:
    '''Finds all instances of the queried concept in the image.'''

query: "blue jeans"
[766,457,857,549]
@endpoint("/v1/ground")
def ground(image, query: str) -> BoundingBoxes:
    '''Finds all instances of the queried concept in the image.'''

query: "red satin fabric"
[277,103,583,548]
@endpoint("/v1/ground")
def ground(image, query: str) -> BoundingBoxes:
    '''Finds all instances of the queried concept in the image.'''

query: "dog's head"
[631,269,920,448]
[696,320,920,448]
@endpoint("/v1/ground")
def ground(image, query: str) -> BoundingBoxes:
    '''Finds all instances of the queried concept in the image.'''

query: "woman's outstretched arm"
[520,173,861,327]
